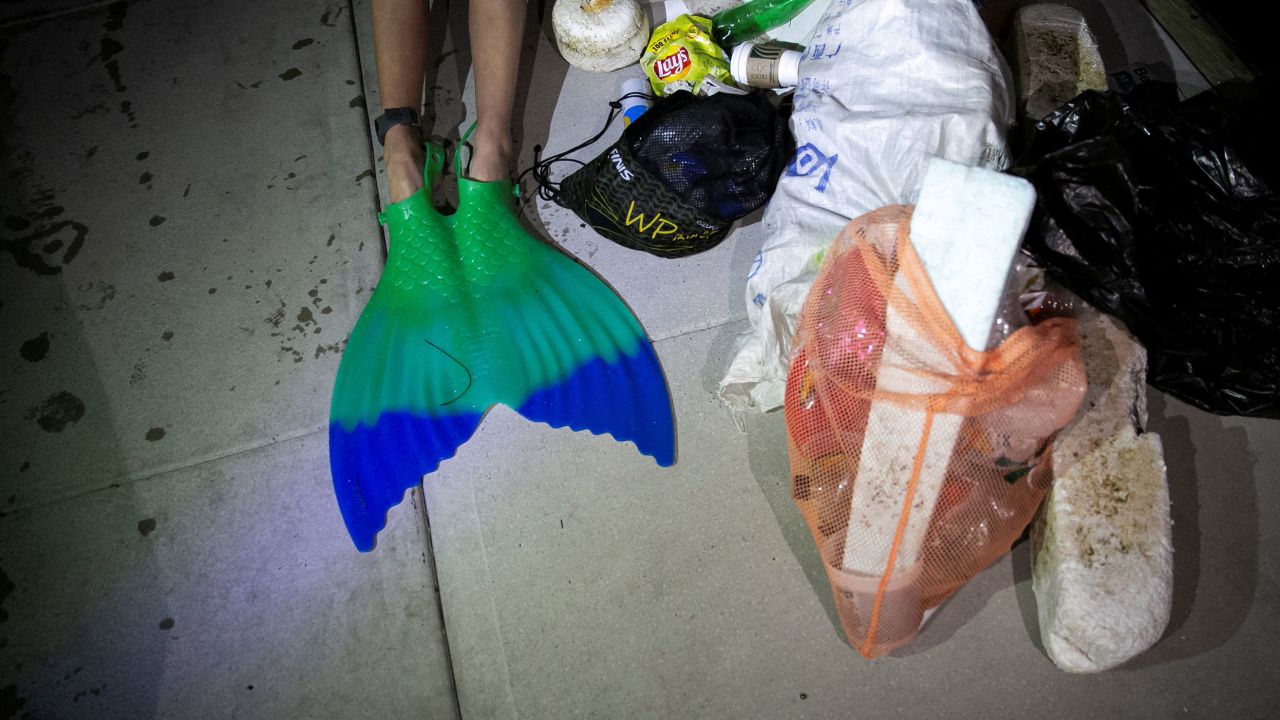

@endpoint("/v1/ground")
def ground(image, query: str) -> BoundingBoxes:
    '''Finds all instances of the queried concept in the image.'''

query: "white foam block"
[909,159,1036,351]
[842,159,1035,575]
[1032,314,1172,672]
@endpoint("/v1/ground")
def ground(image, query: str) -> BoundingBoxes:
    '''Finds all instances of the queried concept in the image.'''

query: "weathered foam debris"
[1010,4,1108,122]
[1032,313,1171,672]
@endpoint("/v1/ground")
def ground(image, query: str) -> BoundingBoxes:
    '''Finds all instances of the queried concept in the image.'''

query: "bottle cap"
[621,77,650,98]
[777,49,801,88]
[729,43,751,87]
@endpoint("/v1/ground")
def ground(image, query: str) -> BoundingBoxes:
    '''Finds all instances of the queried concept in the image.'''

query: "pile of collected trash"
[544,2,818,257]
[460,0,1280,670]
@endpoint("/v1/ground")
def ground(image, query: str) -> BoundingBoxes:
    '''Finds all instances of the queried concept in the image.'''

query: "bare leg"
[467,0,526,181]
[373,0,429,202]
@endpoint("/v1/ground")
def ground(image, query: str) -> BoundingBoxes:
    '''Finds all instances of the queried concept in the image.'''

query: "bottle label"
[741,43,788,89]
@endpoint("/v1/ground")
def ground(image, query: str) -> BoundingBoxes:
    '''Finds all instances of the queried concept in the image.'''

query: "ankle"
[472,121,512,153]
[467,129,514,182]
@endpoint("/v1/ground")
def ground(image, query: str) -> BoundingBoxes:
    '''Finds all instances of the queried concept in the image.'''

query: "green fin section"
[331,144,652,429]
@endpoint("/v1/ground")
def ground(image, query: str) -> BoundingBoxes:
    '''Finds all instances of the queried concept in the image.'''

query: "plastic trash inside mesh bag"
[719,0,1014,413]
[554,90,792,258]
[785,206,1085,658]
[1020,81,1280,418]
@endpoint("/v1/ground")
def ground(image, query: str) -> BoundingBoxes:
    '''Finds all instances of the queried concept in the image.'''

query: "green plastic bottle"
[711,0,819,47]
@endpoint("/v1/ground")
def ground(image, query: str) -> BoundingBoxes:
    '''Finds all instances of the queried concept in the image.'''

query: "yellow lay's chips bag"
[642,15,734,96]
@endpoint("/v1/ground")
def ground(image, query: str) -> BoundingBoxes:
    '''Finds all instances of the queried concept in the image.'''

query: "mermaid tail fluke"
[329,143,675,551]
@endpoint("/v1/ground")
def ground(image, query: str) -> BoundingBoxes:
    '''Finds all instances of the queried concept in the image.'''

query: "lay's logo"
[653,47,691,80]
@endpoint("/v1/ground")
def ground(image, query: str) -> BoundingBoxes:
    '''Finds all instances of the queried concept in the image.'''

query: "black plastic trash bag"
[553,90,791,258]
[1019,82,1280,418]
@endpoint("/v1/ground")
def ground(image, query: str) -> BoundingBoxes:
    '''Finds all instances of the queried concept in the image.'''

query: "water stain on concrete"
[103,1,128,32]
[100,1,129,93]
[120,99,137,126]
[25,391,86,432]
[71,102,110,119]
[19,332,49,362]
[2,205,90,276]
[265,303,286,329]
[313,339,346,359]
[76,281,116,310]
[1,564,14,622]
[103,59,126,94]
[0,683,26,720]
[99,37,123,63]
[70,686,103,703]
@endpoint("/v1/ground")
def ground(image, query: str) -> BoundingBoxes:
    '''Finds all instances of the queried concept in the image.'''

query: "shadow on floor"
[1123,391,1259,669]
[0,274,166,720]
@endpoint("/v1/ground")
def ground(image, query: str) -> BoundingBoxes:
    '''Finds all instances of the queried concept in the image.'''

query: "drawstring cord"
[516,91,653,204]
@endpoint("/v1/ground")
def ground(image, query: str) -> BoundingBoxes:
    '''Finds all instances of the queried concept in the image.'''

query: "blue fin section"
[330,411,483,552]
[517,341,676,467]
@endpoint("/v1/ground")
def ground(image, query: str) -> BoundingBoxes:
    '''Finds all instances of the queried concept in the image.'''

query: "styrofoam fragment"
[1031,313,1172,672]
[842,159,1034,574]
[909,159,1035,352]
[1011,4,1107,121]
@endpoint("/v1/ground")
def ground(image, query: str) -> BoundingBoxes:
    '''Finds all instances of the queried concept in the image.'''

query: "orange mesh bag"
[785,206,1086,658]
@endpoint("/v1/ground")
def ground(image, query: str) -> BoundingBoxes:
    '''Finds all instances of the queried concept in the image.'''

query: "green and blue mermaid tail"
[329,141,676,551]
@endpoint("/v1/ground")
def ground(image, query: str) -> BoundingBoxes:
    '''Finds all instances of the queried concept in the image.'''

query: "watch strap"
[375,107,421,146]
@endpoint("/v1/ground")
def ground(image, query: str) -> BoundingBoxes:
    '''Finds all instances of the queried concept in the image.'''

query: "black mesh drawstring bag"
[537,90,792,258]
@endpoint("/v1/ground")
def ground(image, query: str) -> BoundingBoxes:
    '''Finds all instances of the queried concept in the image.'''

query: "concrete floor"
[1,0,1277,718]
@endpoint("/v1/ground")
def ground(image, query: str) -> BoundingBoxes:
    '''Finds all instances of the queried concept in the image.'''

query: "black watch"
[374,107,420,146]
